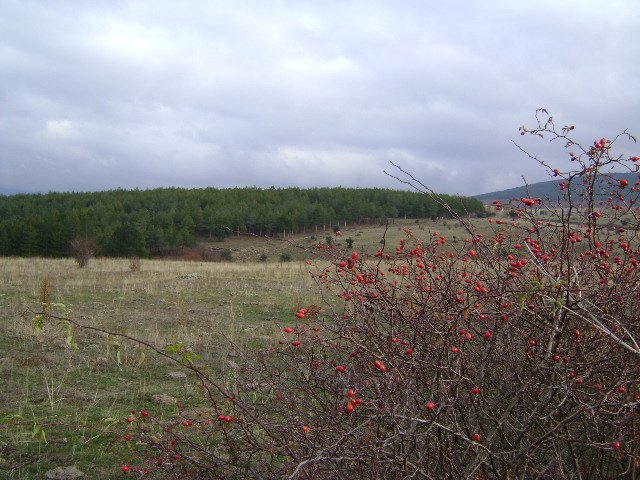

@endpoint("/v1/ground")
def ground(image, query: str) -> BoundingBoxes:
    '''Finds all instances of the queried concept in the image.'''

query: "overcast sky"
[1,1,638,196]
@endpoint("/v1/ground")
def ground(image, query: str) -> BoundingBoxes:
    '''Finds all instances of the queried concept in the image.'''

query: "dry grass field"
[0,257,320,478]
[0,218,496,478]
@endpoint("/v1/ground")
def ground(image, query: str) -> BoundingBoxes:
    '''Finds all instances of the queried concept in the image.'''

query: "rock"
[151,393,178,405]
[45,466,84,479]
[167,371,187,379]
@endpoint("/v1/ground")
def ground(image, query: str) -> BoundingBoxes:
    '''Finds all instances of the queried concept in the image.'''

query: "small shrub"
[129,257,142,272]
[345,238,354,248]
[220,249,233,262]
[258,253,268,262]
[39,276,52,305]
[279,252,292,262]
[69,238,96,268]
[325,236,333,246]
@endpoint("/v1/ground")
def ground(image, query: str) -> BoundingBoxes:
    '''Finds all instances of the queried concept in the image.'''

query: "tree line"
[0,187,485,258]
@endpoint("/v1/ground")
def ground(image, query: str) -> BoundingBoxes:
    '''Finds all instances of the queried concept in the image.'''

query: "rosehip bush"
[31,111,639,478]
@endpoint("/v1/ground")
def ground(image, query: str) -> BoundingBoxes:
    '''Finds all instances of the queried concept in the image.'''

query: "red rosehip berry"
[373,360,387,373]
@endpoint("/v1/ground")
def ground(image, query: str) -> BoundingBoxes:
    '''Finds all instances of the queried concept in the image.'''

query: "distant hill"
[0,188,21,196]
[474,172,640,203]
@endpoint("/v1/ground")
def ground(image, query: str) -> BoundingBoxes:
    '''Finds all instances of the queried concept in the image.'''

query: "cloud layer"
[1,0,638,195]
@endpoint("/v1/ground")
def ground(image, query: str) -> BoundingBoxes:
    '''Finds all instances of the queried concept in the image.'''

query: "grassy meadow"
[0,218,495,479]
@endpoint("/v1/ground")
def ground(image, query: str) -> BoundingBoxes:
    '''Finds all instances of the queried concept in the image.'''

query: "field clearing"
[0,218,497,478]
[203,216,500,262]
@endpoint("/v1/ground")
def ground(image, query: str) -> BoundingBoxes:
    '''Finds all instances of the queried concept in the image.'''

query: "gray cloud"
[1,0,638,195]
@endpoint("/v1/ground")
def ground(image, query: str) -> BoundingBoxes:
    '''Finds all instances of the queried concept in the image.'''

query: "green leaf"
[110,336,122,364]
[64,321,74,347]
[165,342,199,366]
[32,423,46,442]
[165,342,185,354]
[33,314,44,331]
[0,414,23,423]
[137,350,146,367]
[180,351,200,366]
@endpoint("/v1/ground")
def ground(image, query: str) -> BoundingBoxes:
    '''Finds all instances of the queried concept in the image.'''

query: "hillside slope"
[474,172,639,203]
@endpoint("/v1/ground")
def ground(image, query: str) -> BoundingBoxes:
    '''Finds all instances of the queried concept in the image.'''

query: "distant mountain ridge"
[474,172,639,203]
